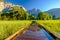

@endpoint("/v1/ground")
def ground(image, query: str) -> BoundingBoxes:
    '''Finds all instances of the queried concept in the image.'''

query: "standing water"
[15,23,54,40]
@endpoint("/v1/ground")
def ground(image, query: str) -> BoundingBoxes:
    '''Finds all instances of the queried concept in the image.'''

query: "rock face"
[3,2,27,12]
[0,2,4,11]
[0,2,27,12]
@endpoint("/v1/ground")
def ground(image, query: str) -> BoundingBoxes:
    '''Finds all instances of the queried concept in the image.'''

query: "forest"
[0,6,55,20]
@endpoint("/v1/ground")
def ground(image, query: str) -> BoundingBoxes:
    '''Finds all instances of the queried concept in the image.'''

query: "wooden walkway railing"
[5,24,30,40]
[5,21,60,40]
[40,24,60,40]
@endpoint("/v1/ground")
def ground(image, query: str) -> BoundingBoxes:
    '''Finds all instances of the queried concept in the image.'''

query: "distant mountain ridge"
[0,2,60,19]
[28,8,60,18]
[28,8,41,17]
[46,8,60,18]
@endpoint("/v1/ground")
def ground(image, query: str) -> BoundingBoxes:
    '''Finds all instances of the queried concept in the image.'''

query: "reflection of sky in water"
[25,28,54,40]
[15,23,55,40]
[42,29,54,40]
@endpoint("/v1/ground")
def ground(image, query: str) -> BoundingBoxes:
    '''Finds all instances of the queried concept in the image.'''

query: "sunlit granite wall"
[0,1,4,11]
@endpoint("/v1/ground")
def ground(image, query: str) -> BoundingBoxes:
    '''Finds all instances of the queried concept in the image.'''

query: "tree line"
[0,11,55,20]
[0,6,55,20]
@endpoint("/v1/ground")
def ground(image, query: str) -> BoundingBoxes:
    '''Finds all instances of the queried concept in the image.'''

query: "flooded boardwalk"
[14,22,54,40]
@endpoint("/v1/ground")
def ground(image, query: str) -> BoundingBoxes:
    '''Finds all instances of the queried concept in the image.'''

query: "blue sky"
[5,0,60,11]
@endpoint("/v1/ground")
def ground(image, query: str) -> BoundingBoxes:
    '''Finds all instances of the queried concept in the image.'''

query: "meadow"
[0,20,60,40]
[0,21,31,40]
[37,20,60,37]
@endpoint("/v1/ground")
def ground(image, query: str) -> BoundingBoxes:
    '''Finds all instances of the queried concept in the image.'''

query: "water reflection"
[15,23,54,40]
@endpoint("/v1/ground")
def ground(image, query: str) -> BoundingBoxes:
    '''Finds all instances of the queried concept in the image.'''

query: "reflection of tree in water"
[15,21,53,40]
[28,22,42,32]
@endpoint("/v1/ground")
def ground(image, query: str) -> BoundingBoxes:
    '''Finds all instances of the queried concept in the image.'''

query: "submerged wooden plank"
[5,25,30,40]
[14,22,55,40]
[40,24,60,40]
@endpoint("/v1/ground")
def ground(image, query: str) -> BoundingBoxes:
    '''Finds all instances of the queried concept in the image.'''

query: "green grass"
[37,20,60,37]
[0,20,31,40]
[0,20,60,40]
